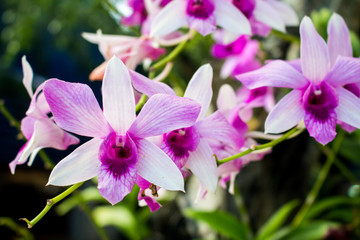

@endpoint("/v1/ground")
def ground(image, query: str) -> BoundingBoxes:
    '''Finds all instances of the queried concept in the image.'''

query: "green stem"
[150,38,189,71]
[218,127,300,164]
[102,0,122,16]
[271,29,300,43]
[75,193,109,240]
[292,130,345,227]
[38,150,55,169]
[21,182,84,228]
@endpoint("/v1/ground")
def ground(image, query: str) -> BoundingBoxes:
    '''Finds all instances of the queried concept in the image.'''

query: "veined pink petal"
[304,110,337,145]
[184,64,213,119]
[187,15,216,36]
[253,0,285,32]
[129,70,175,97]
[22,56,34,98]
[214,0,251,35]
[47,138,103,186]
[327,13,352,66]
[129,94,200,138]
[136,138,184,191]
[300,16,331,84]
[150,0,187,37]
[196,111,242,148]
[44,79,111,138]
[325,56,360,87]
[335,87,360,129]
[185,139,217,192]
[236,60,308,89]
[265,90,305,134]
[266,0,299,26]
[102,56,135,134]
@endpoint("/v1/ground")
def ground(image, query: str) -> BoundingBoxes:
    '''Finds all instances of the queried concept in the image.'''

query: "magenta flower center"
[303,82,338,122]
[186,0,215,19]
[344,83,360,98]
[163,126,200,163]
[99,132,138,179]
[212,36,247,58]
[246,86,267,103]
[232,0,255,18]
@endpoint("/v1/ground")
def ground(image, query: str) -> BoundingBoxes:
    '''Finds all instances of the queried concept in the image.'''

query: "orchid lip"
[186,0,215,19]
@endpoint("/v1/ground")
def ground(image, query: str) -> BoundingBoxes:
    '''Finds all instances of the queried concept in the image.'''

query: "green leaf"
[256,199,299,240]
[350,31,360,57]
[339,138,360,165]
[184,209,247,240]
[305,196,360,220]
[270,221,339,240]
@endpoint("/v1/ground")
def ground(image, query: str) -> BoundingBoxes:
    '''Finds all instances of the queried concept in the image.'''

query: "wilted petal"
[102,56,135,134]
[98,163,137,205]
[22,56,34,98]
[129,70,175,97]
[184,64,213,119]
[253,0,285,32]
[129,94,200,138]
[48,138,103,186]
[44,79,110,138]
[150,0,187,37]
[236,60,308,89]
[185,139,217,191]
[265,90,305,133]
[136,138,184,191]
[335,87,360,129]
[327,13,352,66]
[325,56,360,87]
[214,0,251,35]
[300,16,330,84]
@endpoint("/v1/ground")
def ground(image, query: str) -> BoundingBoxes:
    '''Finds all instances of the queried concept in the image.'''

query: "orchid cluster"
[5,0,360,238]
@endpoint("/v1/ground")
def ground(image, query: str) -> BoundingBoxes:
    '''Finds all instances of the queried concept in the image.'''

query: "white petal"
[136,139,184,191]
[22,56,34,98]
[267,0,299,26]
[253,0,286,32]
[150,0,187,37]
[102,56,135,134]
[214,0,251,35]
[217,84,238,112]
[265,90,305,133]
[185,139,218,192]
[47,138,103,186]
[184,64,213,119]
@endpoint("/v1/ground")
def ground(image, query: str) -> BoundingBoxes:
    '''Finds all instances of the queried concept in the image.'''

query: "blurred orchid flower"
[44,56,201,205]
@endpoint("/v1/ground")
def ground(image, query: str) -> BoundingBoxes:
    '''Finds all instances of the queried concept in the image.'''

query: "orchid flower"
[82,30,165,80]
[150,0,252,37]
[212,33,261,78]
[236,15,360,145]
[157,64,241,193]
[9,56,79,174]
[43,56,201,205]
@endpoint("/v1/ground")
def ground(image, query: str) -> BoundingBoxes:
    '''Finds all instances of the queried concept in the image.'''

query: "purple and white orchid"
[236,14,360,145]
[150,0,252,37]
[9,56,79,174]
[43,56,201,205]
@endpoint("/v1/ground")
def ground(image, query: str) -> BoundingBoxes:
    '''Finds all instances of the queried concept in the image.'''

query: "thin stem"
[218,127,301,164]
[102,0,122,16]
[37,150,55,169]
[150,37,189,71]
[21,182,84,228]
[75,192,109,240]
[292,130,345,227]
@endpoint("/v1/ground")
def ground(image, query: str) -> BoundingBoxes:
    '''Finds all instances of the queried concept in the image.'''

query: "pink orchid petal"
[214,0,251,35]
[44,79,111,138]
[138,191,162,212]
[217,84,238,112]
[304,110,337,146]
[265,90,305,134]
[136,138,184,191]
[129,94,200,138]
[48,138,103,186]
[185,139,217,192]
[26,82,48,118]
[102,56,135,134]
[184,64,213,119]
[327,13,352,66]
[187,15,216,36]
[335,87,360,129]
[21,116,35,140]
[129,70,175,97]
[253,0,286,32]
[21,56,34,98]
[325,56,360,87]
[300,16,331,84]
[98,163,137,205]
[9,144,26,174]
[150,0,187,37]
[236,60,308,89]
[196,111,242,148]
[266,0,299,26]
